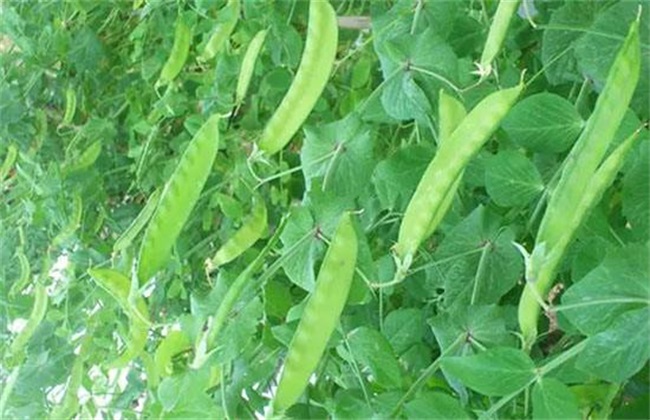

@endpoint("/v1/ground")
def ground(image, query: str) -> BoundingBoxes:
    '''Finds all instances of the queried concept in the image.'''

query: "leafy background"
[1,0,648,418]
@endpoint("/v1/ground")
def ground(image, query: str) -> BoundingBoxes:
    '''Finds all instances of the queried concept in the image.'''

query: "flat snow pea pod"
[157,15,192,86]
[88,268,150,368]
[394,84,523,276]
[63,140,102,175]
[518,126,644,349]
[480,0,521,74]
[258,0,338,156]
[235,29,268,106]
[7,282,48,367]
[207,197,267,271]
[272,212,357,413]
[425,90,467,238]
[113,188,161,253]
[199,0,240,62]
[138,114,220,282]
[536,19,640,251]
[9,249,30,297]
[48,335,91,420]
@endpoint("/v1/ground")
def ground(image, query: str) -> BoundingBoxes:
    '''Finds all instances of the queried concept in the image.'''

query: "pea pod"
[113,189,161,253]
[1,144,18,181]
[88,268,150,368]
[138,114,220,282]
[518,19,641,349]
[207,197,267,271]
[63,140,102,175]
[272,212,357,412]
[480,0,521,74]
[258,0,338,155]
[425,90,467,237]
[52,194,83,248]
[199,0,240,62]
[394,83,523,276]
[158,15,192,86]
[6,282,48,367]
[154,330,191,377]
[61,86,77,126]
[235,29,268,106]
[9,250,30,297]
[48,335,91,420]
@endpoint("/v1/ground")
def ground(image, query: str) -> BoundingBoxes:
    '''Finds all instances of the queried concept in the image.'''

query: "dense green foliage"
[1,0,648,418]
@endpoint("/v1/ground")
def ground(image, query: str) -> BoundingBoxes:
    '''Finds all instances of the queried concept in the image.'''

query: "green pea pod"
[518,127,644,349]
[61,86,77,126]
[138,114,220,282]
[88,268,150,368]
[48,335,91,420]
[258,0,338,155]
[63,141,102,175]
[199,0,240,62]
[1,144,18,181]
[7,282,48,367]
[113,189,161,253]
[208,197,267,271]
[518,19,641,349]
[273,212,358,413]
[154,330,191,377]
[52,194,83,248]
[394,83,523,274]
[158,16,192,86]
[425,90,468,237]
[235,29,268,106]
[9,250,30,297]
[480,0,521,73]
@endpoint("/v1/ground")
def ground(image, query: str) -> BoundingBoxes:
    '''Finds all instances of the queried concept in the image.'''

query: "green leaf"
[301,114,375,201]
[381,71,431,121]
[532,378,581,420]
[501,93,584,153]
[441,347,536,397]
[485,150,544,207]
[279,207,323,292]
[562,245,649,336]
[347,327,403,390]
[404,392,470,419]
[372,144,435,211]
[382,308,425,355]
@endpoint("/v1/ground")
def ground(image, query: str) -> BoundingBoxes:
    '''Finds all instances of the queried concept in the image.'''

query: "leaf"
[372,144,435,211]
[382,308,425,355]
[561,245,649,336]
[485,150,544,207]
[441,347,536,397]
[576,308,650,383]
[381,71,432,121]
[347,327,403,390]
[279,207,323,292]
[301,114,375,201]
[404,392,470,419]
[501,93,584,153]
[532,378,581,420]
[428,206,522,311]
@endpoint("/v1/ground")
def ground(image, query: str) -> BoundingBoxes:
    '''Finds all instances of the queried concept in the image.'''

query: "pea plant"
[1,1,648,419]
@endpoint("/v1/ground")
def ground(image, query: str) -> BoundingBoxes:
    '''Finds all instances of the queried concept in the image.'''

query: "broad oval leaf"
[485,150,544,207]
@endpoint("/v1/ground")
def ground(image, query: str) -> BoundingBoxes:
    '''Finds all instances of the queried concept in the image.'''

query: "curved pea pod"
[0,144,18,182]
[424,90,467,238]
[198,0,240,62]
[113,189,161,253]
[63,141,102,175]
[394,84,523,272]
[157,16,192,86]
[6,282,48,367]
[258,0,338,156]
[137,114,220,282]
[272,212,357,412]
[207,198,267,271]
[88,268,150,368]
[480,0,521,73]
[235,29,268,106]
[51,194,83,248]
[9,250,30,297]
[61,86,77,126]
[154,330,191,377]
[48,335,91,420]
